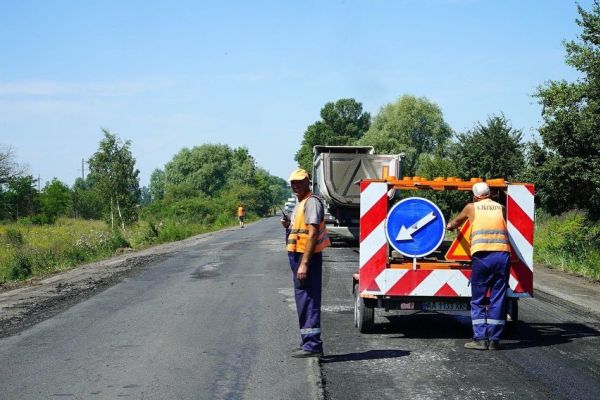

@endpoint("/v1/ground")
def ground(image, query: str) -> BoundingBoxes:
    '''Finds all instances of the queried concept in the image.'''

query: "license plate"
[421,302,468,311]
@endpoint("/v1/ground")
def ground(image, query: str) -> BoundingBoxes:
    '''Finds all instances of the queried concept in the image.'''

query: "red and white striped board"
[358,181,388,294]
[359,182,535,298]
[507,184,535,297]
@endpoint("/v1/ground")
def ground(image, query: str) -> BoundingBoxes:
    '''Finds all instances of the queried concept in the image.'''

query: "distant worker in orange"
[237,204,245,228]
[447,182,510,351]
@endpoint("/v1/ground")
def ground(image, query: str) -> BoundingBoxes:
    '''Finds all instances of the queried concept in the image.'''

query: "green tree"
[295,98,371,171]
[149,168,165,201]
[40,178,72,222]
[452,114,525,180]
[164,144,233,197]
[228,147,257,186]
[533,1,600,219]
[88,129,141,229]
[72,177,104,220]
[358,94,452,176]
[5,175,39,220]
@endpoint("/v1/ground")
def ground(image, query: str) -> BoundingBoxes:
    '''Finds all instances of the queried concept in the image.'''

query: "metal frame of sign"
[384,197,446,258]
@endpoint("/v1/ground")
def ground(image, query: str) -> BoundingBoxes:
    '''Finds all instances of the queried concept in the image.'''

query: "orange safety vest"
[470,198,510,255]
[237,207,245,217]
[286,194,331,253]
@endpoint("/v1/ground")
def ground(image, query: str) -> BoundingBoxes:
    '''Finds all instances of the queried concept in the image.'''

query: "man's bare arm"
[447,203,474,230]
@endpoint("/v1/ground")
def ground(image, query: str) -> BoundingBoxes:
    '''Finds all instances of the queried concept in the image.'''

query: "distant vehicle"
[312,145,401,242]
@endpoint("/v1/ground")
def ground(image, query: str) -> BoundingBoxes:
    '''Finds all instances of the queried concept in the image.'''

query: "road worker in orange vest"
[447,182,510,350]
[237,205,245,228]
[281,168,330,358]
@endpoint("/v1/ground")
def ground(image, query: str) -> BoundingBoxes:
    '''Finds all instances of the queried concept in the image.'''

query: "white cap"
[472,182,490,198]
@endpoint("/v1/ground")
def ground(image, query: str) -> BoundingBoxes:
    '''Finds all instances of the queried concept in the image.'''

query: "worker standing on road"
[281,168,330,358]
[446,182,511,350]
[237,204,245,228]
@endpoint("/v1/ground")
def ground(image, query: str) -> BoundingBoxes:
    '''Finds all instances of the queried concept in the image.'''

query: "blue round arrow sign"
[385,197,446,258]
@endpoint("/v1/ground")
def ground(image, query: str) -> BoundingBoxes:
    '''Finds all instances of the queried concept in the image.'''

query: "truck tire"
[354,283,374,333]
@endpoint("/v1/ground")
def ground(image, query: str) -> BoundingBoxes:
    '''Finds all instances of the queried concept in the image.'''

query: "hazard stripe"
[359,194,388,241]
[507,185,535,221]
[435,283,459,297]
[360,182,387,218]
[510,260,533,294]
[507,221,533,269]
[508,273,518,291]
[411,270,471,297]
[525,184,535,195]
[358,244,387,293]
[446,270,472,296]
[359,220,387,267]
[382,269,473,296]
[387,270,432,295]
[376,269,407,293]
[507,196,534,244]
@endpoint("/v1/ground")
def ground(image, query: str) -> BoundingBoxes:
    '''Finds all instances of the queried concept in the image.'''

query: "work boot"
[464,339,489,350]
[488,340,502,350]
[291,349,323,358]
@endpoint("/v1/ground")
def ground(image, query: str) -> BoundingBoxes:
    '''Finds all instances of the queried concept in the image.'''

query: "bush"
[214,212,234,227]
[8,253,32,280]
[110,229,131,250]
[2,228,24,247]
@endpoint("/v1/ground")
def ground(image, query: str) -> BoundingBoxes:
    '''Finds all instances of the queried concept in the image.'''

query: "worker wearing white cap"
[281,168,330,358]
[447,182,511,350]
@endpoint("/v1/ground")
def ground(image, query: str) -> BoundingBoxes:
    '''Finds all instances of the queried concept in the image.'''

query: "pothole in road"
[322,305,353,313]
[190,263,222,279]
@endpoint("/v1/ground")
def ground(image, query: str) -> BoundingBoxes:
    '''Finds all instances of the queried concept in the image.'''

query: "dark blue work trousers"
[288,251,323,353]
[470,251,510,341]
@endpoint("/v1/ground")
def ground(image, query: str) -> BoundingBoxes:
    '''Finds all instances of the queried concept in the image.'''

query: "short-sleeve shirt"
[291,195,325,226]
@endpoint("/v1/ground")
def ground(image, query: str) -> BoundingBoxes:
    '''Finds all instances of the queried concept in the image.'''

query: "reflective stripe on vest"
[286,193,331,253]
[470,198,510,255]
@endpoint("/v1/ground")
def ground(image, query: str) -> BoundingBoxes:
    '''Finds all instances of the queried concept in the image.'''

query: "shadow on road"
[320,349,410,364]
[378,313,473,338]
[371,312,599,349]
[501,321,600,349]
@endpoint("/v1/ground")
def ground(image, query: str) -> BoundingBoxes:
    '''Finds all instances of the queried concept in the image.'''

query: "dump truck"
[311,145,401,242]
[353,176,535,333]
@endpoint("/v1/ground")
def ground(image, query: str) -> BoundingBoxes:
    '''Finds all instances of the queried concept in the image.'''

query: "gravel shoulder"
[0,228,233,338]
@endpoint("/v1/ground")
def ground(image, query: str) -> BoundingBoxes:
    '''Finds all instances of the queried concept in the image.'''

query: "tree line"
[0,131,288,228]
[295,2,600,221]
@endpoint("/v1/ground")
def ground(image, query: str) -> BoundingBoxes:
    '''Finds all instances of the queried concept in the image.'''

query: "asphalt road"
[1,217,599,399]
[320,246,600,400]
[0,218,319,400]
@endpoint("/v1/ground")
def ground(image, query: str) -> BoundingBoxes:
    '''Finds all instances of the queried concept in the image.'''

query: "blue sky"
[0,0,592,186]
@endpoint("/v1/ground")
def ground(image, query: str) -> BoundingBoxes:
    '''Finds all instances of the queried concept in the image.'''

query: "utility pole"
[38,174,41,192]
[80,158,86,180]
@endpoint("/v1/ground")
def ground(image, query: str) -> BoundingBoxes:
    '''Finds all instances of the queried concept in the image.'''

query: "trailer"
[353,176,534,333]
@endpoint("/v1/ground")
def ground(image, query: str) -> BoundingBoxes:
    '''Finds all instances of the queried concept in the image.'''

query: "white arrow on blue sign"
[384,197,446,258]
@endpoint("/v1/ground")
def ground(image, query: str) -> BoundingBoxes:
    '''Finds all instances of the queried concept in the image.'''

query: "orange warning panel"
[445,220,472,261]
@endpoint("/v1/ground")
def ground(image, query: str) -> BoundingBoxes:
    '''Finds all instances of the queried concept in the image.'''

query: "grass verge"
[0,214,250,285]
[534,211,600,281]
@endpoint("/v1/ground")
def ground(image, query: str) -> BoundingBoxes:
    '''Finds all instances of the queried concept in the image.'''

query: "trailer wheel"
[354,283,374,333]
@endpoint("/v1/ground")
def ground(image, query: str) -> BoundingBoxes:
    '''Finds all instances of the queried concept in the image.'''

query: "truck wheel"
[354,283,374,333]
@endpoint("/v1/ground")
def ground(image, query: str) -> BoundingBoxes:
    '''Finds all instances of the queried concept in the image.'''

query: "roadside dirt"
[0,230,222,338]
